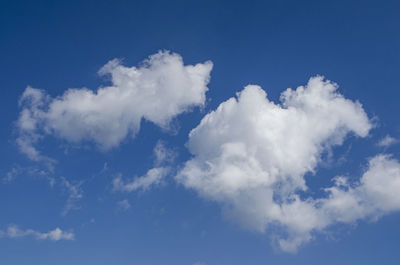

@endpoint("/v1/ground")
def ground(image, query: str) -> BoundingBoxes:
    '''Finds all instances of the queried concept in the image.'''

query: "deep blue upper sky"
[1,0,400,264]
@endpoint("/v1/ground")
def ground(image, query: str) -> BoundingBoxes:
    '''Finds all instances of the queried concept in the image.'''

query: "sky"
[1,0,400,264]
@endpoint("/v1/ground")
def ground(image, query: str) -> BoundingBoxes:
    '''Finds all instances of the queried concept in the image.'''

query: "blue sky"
[1,0,400,264]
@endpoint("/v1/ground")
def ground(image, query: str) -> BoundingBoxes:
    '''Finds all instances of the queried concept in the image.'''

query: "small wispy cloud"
[3,167,20,183]
[113,167,169,192]
[2,165,55,186]
[0,225,74,241]
[61,177,83,216]
[377,135,398,148]
[112,141,175,193]
[117,199,131,211]
[153,140,176,166]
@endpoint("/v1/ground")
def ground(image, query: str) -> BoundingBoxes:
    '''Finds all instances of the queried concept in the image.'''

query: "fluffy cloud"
[322,155,400,223]
[176,76,391,252]
[276,154,400,252]
[0,225,74,241]
[17,51,213,160]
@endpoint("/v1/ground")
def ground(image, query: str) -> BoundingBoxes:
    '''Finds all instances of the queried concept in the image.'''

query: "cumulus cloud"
[176,76,382,252]
[0,225,74,241]
[377,135,398,148]
[16,51,213,160]
[277,154,400,252]
[321,155,400,223]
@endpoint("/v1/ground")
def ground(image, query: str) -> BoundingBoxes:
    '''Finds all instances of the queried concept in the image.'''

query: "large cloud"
[174,76,400,252]
[17,51,213,160]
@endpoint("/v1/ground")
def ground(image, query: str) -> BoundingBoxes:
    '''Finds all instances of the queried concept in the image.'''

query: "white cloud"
[61,177,83,216]
[177,76,380,252]
[113,167,169,192]
[153,140,176,166]
[3,167,20,183]
[17,51,213,160]
[2,165,55,186]
[117,199,131,211]
[113,141,174,192]
[3,167,82,216]
[276,154,400,252]
[377,135,398,148]
[321,155,400,222]
[0,225,74,241]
